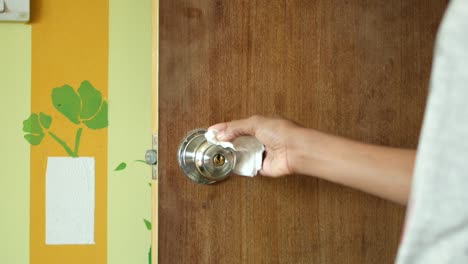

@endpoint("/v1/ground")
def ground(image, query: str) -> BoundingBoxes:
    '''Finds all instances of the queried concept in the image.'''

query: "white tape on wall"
[45,157,95,245]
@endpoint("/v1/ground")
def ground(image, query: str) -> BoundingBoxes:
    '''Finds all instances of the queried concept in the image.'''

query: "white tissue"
[205,129,265,177]
[204,129,234,149]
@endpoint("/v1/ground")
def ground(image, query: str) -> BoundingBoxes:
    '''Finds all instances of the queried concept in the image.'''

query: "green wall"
[0,24,31,264]
[108,0,153,263]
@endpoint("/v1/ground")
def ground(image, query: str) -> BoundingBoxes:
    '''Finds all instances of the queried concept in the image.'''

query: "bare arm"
[289,127,415,205]
[210,115,415,205]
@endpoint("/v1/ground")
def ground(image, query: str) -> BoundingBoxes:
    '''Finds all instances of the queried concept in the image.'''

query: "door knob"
[178,129,236,184]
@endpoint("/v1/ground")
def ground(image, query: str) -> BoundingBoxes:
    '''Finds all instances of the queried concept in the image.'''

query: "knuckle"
[250,115,263,122]
[224,121,233,132]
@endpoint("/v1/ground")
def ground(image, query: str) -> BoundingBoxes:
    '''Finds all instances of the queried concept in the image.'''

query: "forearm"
[289,128,415,205]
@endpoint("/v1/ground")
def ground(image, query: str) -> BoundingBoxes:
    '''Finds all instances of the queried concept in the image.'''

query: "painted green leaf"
[135,159,146,163]
[143,219,152,230]
[23,114,43,134]
[52,84,81,124]
[39,112,52,129]
[148,182,152,187]
[83,101,108,129]
[78,80,103,120]
[114,162,127,171]
[24,134,44,145]
[23,114,45,145]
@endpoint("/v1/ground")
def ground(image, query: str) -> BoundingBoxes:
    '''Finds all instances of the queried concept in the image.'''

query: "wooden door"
[157,1,446,263]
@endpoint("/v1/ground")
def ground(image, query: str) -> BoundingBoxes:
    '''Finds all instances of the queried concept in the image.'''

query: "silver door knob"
[178,129,236,184]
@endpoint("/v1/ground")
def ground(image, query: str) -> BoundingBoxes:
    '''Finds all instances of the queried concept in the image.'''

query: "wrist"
[287,127,335,178]
[287,127,312,175]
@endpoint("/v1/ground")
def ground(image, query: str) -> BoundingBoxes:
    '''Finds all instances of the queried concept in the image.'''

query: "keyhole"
[213,154,225,166]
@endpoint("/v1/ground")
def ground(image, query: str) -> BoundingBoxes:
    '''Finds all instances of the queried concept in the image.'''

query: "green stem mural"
[47,127,83,157]
[48,131,76,157]
[74,127,83,156]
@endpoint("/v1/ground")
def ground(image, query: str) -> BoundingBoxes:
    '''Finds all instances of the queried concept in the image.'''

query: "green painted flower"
[23,80,108,157]
[52,80,108,129]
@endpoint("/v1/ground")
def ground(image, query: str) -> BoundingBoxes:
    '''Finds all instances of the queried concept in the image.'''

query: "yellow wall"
[0,24,31,264]
[30,1,108,263]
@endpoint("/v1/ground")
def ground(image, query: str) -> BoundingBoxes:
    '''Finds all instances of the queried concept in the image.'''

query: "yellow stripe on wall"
[30,1,108,263]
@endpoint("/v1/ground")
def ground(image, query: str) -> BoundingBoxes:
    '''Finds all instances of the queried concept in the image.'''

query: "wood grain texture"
[158,1,447,263]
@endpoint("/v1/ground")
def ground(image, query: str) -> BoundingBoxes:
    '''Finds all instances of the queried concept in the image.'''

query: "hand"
[209,115,300,177]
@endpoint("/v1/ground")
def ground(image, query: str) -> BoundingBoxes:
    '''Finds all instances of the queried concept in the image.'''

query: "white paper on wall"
[46,157,95,245]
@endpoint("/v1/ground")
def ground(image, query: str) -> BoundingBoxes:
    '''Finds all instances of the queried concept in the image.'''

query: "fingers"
[208,116,262,141]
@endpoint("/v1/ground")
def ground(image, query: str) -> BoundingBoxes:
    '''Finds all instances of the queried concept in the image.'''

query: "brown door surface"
[158,1,446,263]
